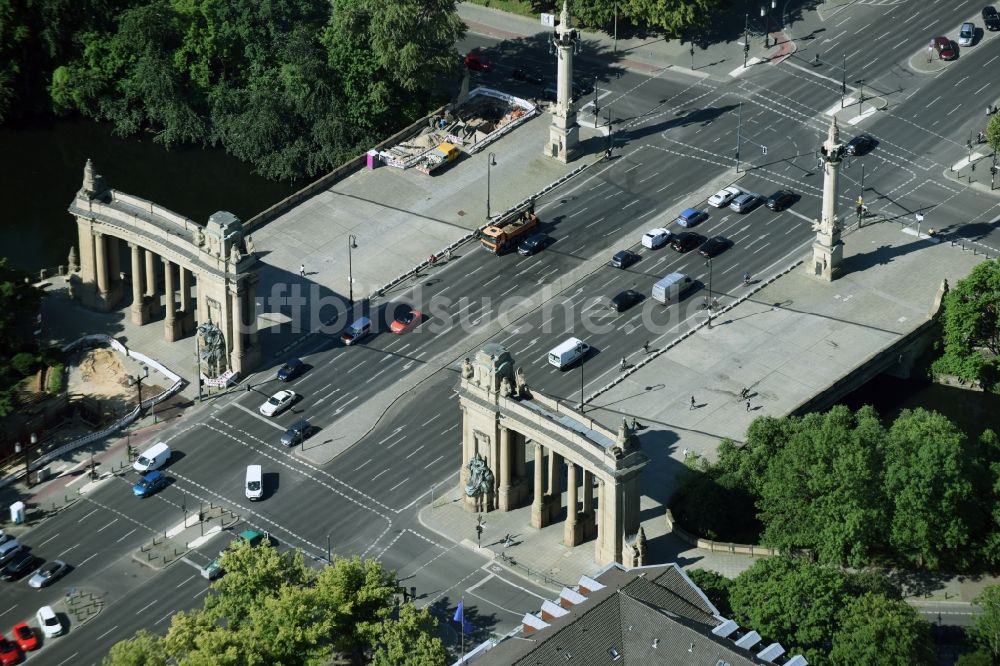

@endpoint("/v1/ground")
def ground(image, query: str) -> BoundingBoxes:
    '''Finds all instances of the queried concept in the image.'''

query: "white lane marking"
[96,518,119,532]
[354,458,373,471]
[56,652,79,666]
[115,528,138,544]
[59,543,80,557]
[135,599,159,615]
[405,445,425,459]
[37,534,61,548]
[372,469,388,481]
[388,478,408,493]
[421,414,441,427]
[424,455,445,469]
[79,508,99,522]
[175,574,196,589]
[231,402,287,429]
[77,552,99,567]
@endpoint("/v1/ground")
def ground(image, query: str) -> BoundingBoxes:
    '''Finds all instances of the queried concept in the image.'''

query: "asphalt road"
[8,4,1000,662]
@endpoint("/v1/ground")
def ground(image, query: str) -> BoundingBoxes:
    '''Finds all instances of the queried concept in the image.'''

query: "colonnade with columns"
[458,344,648,566]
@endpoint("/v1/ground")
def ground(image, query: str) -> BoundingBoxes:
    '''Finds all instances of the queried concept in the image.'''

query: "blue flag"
[464,619,474,634]
[453,601,464,624]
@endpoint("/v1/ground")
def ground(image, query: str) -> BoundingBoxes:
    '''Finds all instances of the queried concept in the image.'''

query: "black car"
[512,68,544,85]
[610,249,639,269]
[1,550,37,581]
[984,6,1000,31]
[609,290,643,312]
[699,236,731,258]
[276,358,304,382]
[845,134,877,156]
[670,231,704,253]
[766,190,796,211]
[517,233,549,256]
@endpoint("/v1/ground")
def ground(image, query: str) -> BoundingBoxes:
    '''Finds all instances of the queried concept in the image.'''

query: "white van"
[340,317,371,346]
[547,337,590,369]
[245,465,263,501]
[652,272,693,305]
[133,442,171,473]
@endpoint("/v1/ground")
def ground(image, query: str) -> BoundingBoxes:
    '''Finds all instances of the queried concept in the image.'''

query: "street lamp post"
[856,79,865,118]
[129,367,149,422]
[705,258,714,328]
[841,54,847,108]
[761,1,776,48]
[347,234,358,305]
[735,101,743,172]
[690,40,695,70]
[593,77,599,117]
[486,152,497,221]
[761,6,768,48]
[743,14,750,69]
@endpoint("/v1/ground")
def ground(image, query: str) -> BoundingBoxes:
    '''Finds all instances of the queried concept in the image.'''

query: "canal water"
[0,116,299,272]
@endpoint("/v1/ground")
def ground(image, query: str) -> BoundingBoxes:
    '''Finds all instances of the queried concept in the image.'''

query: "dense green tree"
[313,555,399,660]
[987,112,1000,159]
[103,629,167,666]
[932,259,1000,390]
[716,417,796,497]
[828,593,934,665]
[620,0,723,35]
[757,406,889,566]
[685,568,732,618]
[729,557,851,663]
[370,602,447,666]
[884,409,984,569]
[968,585,1000,659]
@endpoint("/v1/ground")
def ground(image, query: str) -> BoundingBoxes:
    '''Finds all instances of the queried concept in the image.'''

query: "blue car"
[276,358,304,381]
[675,207,708,228]
[133,471,167,497]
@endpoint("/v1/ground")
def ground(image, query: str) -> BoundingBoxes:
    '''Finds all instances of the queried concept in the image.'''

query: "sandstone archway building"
[458,344,649,566]
[67,160,260,379]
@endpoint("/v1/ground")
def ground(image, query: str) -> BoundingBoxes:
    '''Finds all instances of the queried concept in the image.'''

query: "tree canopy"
[933,259,1000,390]
[104,541,446,666]
[672,404,999,571]
[0,258,46,417]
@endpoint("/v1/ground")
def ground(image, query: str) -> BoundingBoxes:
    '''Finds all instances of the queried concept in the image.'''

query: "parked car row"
[0,533,69,589]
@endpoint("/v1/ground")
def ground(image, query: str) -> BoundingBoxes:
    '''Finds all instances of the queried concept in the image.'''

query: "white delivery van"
[340,317,371,346]
[245,465,263,501]
[651,272,693,305]
[133,442,171,473]
[547,337,590,369]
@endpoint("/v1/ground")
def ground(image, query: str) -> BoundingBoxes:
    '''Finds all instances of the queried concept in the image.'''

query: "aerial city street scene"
[2,0,1000,664]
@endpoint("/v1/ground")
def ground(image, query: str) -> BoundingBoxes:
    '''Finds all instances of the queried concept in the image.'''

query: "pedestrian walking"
[620,356,627,371]
[746,400,751,412]
[631,417,639,430]
[299,263,306,277]
[643,340,650,353]
[690,396,696,410]
[740,387,749,399]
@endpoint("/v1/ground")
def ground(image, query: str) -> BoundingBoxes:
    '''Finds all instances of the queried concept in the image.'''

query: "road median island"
[131,505,237,571]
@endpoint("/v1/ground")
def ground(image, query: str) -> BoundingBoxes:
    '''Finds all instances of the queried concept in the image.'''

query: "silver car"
[959,22,975,46]
[28,559,68,588]
[729,193,761,213]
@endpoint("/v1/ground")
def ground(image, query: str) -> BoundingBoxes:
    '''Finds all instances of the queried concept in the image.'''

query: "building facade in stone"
[67,160,260,379]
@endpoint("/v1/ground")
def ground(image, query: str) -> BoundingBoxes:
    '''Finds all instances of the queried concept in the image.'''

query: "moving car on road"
[280,419,312,447]
[28,560,68,588]
[133,471,168,498]
[699,236,731,258]
[729,193,761,213]
[609,290,643,312]
[464,53,491,72]
[931,36,956,60]
[670,232,704,253]
[1,550,38,581]
[517,233,550,256]
[11,623,38,652]
[0,634,18,666]
[641,228,671,249]
[390,308,422,334]
[674,207,708,228]
[984,6,1000,31]
[766,190,796,211]
[959,21,976,46]
[512,67,544,85]
[35,606,62,638]
[845,134,877,156]
[260,389,296,417]
[276,358,304,381]
[707,186,742,208]
[610,249,639,269]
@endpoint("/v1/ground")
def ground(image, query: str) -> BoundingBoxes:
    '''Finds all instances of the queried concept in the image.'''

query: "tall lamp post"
[761,1,776,48]
[705,257,714,328]
[347,234,358,305]
[486,152,497,221]
[14,434,36,487]
[129,367,150,422]
[743,13,750,69]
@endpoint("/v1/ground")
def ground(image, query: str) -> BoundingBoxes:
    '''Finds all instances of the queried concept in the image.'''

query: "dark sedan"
[610,249,639,269]
[512,68,544,85]
[699,236,731,258]
[766,190,796,211]
[845,134,877,156]
[1,550,38,581]
[517,233,550,256]
[609,290,643,312]
[670,232,704,253]
[985,6,1000,31]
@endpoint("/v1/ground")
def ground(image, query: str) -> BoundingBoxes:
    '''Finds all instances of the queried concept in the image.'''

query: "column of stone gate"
[230,286,244,365]
[144,249,159,317]
[76,220,97,288]
[498,427,512,511]
[546,450,562,523]
[129,244,146,324]
[582,469,596,539]
[531,443,546,528]
[179,266,191,333]
[563,461,581,547]
[94,232,109,305]
[162,258,179,341]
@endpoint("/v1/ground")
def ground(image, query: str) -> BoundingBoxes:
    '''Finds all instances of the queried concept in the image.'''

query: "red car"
[930,36,956,60]
[464,53,491,73]
[11,623,37,652]
[0,633,18,666]
[390,308,422,334]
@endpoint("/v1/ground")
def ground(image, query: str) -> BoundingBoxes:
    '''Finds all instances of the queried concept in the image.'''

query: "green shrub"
[10,352,37,377]
[47,363,65,393]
